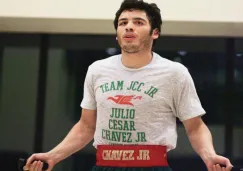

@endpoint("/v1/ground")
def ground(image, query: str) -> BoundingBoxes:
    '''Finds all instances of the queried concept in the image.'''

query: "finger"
[26,155,36,169]
[226,166,233,171]
[213,165,217,171]
[225,159,233,171]
[31,161,38,171]
[23,165,29,171]
[208,166,213,171]
[216,164,223,171]
[40,163,44,171]
[30,161,37,171]
[222,167,226,171]
[33,163,38,171]
[37,161,43,171]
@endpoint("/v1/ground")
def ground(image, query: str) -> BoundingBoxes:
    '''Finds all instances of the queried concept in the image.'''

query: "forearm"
[186,123,216,163]
[47,120,95,163]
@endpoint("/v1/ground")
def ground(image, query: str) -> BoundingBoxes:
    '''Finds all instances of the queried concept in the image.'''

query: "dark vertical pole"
[34,34,49,153]
[0,46,3,114]
[224,38,235,158]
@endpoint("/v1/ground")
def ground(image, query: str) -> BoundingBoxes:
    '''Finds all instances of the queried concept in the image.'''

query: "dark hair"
[114,0,162,44]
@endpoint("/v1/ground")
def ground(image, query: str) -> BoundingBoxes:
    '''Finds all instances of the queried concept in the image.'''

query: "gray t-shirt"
[80,52,205,151]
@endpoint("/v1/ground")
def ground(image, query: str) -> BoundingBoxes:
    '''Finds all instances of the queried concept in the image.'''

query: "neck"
[121,49,153,69]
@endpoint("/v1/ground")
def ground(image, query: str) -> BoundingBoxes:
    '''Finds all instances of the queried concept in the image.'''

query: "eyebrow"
[118,17,147,23]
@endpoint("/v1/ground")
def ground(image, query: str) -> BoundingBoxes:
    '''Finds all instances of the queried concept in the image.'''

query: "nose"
[125,22,134,32]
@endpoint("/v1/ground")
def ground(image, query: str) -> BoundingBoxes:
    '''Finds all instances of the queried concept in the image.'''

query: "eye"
[135,21,144,25]
[119,21,127,26]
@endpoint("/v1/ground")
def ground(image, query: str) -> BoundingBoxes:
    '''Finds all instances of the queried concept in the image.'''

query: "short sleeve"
[80,66,97,110]
[173,68,206,121]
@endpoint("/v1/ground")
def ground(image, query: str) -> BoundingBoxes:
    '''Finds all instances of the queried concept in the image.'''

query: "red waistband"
[96,145,168,167]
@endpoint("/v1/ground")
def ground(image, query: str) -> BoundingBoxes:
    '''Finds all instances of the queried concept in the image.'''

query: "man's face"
[116,9,158,53]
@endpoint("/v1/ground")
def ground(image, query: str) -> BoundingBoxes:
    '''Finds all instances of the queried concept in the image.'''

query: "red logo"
[107,95,142,106]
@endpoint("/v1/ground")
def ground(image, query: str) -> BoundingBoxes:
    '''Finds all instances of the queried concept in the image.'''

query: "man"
[24,0,233,171]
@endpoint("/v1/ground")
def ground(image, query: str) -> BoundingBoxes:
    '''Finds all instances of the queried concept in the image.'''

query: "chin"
[122,47,140,53]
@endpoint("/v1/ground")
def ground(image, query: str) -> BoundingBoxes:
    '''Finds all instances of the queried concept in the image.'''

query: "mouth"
[123,35,136,41]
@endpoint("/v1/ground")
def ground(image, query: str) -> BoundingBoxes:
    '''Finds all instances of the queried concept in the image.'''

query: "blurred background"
[0,0,242,171]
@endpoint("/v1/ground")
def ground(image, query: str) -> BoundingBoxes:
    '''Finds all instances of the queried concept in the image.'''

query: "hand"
[204,154,233,171]
[23,152,56,171]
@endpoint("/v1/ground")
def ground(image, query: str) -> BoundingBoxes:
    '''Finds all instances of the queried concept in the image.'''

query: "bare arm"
[182,116,232,171]
[182,116,216,162]
[45,109,96,164]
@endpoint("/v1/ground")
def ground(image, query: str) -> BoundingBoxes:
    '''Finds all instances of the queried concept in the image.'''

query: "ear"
[152,29,159,40]
[116,37,118,40]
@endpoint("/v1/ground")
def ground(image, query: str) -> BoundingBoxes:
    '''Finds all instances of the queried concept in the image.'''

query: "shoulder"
[154,52,189,78]
[170,61,189,78]
[88,54,121,72]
